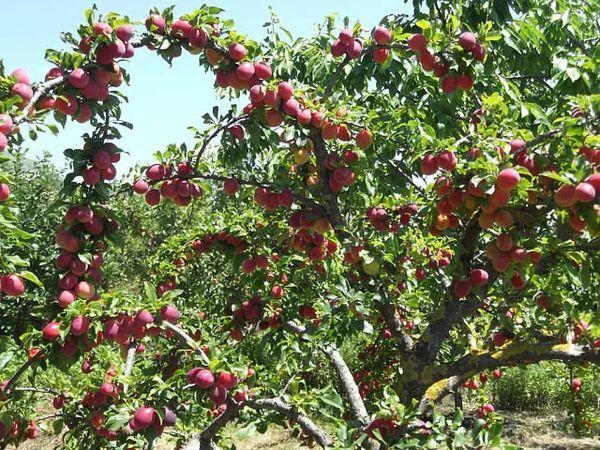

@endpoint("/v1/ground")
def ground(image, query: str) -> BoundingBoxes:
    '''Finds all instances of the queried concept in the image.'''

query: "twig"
[13,386,58,395]
[14,76,65,125]
[122,342,137,393]
[159,320,210,365]
[3,351,43,394]
[192,115,248,167]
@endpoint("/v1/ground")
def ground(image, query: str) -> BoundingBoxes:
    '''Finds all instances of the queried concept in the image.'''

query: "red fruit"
[441,76,457,94]
[0,114,13,135]
[574,182,595,202]
[116,24,134,42]
[133,179,149,194]
[331,39,346,57]
[82,167,101,185]
[297,109,312,125]
[311,111,326,128]
[469,269,489,286]
[93,150,111,170]
[420,153,439,175]
[585,173,600,191]
[509,139,526,152]
[74,103,93,123]
[1,274,25,296]
[346,40,363,59]
[356,129,373,149]
[223,178,239,196]
[458,32,477,51]
[217,371,238,390]
[194,369,215,389]
[55,95,78,115]
[58,290,76,308]
[253,62,272,80]
[456,74,473,90]
[472,44,486,61]
[265,109,283,127]
[277,82,293,100]
[496,234,513,252]
[11,68,31,84]
[283,98,300,116]
[407,34,427,52]
[373,48,389,64]
[92,22,112,36]
[322,123,339,140]
[511,272,525,290]
[454,279,472,298]
[71,315,90,336]
[492,252,511,272]
[146,164,165,180]
[537,295,551,311]
[0,183,9,201]
[229,124,244,140]
[554,184,577,208]
[433,62,449,78]
[492,369,502,379]
[492,331,509,347]
[236,62,255,81]
[145,15,166,34]
[270,285,284,299]
[75,281,95,300]
[42,322,61,341]
[68,68,90,89]
[210,384,227,404]
[242,259,256,274]
[145,189,161,206]
[418,51,436,71]
[496,168,520,191]
[133,407,156,429]
[171,19,192,38]
[11,83,33,102]
[161,305,180,323]
[571,378,582,392]
[438,150,457,171]
[373,26,391,44]
[339,28,353,44]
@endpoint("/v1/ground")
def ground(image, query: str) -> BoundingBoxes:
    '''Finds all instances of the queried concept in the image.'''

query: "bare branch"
[159,320,211,365]
[182,396,334,449]
[14,76,65,125]
[248,397,333,447]
[2,351,43,394]
[378,288,414,352]
[322,346,369,425]
[192,114,248,167]
[122,343,137,394]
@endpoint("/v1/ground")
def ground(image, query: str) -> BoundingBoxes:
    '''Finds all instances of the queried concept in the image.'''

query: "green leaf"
[18,271,43,288]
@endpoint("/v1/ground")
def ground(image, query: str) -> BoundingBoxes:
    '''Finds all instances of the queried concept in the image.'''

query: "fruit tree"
[0,0,599,448]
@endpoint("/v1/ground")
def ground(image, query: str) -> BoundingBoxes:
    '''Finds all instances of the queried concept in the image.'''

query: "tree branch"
[182,396,334,449]
[2,351,43,394]
[14,76,65,125]
[122,342,137,394]
[159,319,211,365]
[248,397,333,447]
[322,345,370,426]
[421,342,599,406]
[378,288,414,353]
[310,132,348,240]
[192,114,248,167]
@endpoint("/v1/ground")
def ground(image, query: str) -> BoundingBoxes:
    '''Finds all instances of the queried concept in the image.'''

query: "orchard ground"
[8,408,600,450]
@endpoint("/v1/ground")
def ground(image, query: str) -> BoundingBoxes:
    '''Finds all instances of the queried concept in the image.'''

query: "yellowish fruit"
[362,260,380,276]
[294,148,311,165]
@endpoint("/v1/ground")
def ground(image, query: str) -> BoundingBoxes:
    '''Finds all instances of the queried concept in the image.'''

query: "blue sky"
[1,1,407,174]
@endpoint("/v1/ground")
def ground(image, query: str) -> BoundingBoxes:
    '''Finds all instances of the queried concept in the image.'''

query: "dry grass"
[499,410,600,450]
